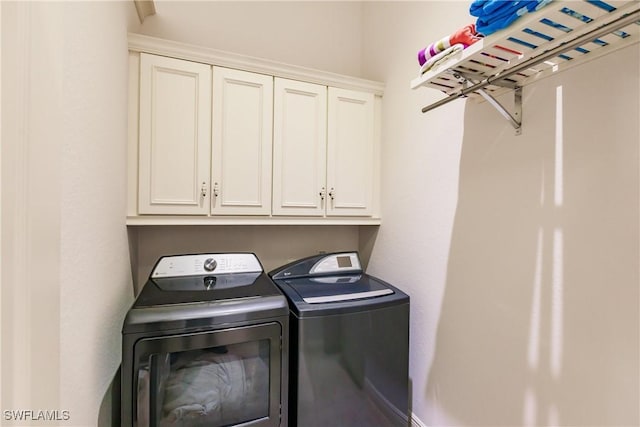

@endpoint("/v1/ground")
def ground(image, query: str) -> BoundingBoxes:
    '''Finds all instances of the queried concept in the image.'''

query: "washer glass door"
[133,323,282,427]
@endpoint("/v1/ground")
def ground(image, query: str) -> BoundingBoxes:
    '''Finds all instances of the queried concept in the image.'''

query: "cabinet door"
[272,78,327,216]
[138,54,212,215]
[327,88,374,216]
[212,67,273,215]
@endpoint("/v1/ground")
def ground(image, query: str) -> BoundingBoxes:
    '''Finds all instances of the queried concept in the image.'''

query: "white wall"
[1,2,138,425]
[362,2,639,426]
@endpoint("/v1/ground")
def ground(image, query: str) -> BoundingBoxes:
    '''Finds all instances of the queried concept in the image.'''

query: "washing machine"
[121,253,288,427]
[269,252,409,427]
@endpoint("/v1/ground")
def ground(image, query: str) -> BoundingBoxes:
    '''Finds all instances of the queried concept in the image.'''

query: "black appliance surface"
[132,253,283,309]
[133,271,281,308]
[270,252,410,427]
[283,274,393,304]
[122,253,289,427]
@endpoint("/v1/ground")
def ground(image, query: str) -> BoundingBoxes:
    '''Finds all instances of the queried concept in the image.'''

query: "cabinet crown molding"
[128,33,385,95]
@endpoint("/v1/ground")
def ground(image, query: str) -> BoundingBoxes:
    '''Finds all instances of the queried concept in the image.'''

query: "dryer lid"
[153,272,261,291]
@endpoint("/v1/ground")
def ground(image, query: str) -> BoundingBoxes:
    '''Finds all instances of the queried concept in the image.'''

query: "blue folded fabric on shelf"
[470,0,553,36]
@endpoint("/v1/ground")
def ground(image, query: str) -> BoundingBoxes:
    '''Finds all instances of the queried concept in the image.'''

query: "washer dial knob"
[203,258,218,272]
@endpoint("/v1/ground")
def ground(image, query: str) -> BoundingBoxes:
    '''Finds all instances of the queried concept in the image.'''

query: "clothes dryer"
[122,253,288,427]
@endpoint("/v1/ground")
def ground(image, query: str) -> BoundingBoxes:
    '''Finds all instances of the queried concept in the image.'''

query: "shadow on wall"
[425,71,639,426]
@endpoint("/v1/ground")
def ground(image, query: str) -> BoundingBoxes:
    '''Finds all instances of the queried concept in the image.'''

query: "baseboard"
[410,412,428,427]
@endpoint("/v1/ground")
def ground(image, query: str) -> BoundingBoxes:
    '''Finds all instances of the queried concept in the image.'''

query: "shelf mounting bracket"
[454,72,522,135]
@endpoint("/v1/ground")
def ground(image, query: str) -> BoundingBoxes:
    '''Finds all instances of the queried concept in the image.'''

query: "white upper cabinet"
[273,78,327,216]
[327,88,374,217]
[128,35,383,225]
[138,53,212,215]
[273,81,375,217]
[212,67,273,215]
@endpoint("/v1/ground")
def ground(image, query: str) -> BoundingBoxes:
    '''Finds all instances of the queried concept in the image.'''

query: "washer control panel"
[152,253,262,278]
[310,252,361,275]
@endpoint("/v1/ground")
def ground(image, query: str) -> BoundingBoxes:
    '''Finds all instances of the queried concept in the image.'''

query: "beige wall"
[1,2,138,425]
[363,2,639,426]
[129,1,364,77]
[131,225,363,291]
[1,3,367,425]
[0,0,3,411]
[2,2,637,426]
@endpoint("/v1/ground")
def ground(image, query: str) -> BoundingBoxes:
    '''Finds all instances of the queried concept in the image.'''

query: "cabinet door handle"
[328,188,335,201]
[200,182,208,198]
[213,182,219,197]
[319,187,326,201]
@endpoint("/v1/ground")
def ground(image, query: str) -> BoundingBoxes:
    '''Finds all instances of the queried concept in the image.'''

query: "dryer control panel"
[152,253,262,278]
